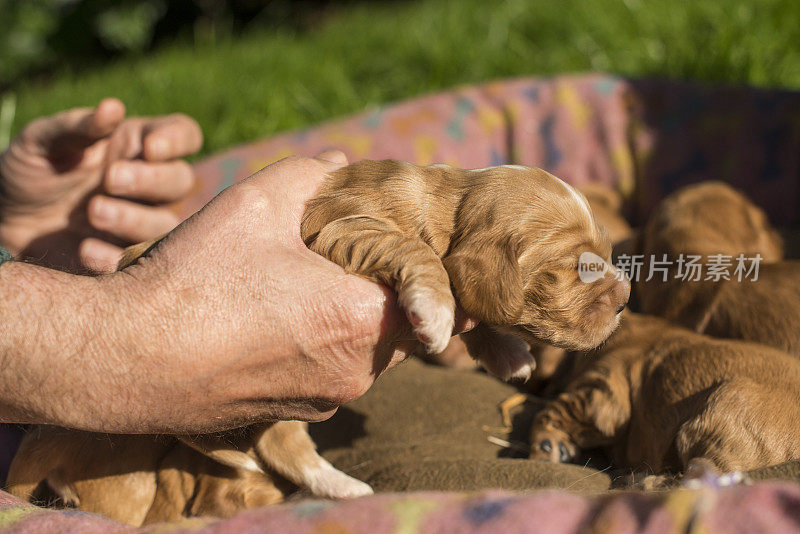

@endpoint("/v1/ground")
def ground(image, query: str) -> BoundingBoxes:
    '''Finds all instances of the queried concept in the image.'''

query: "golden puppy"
[303,161,630,380]
[529,312,800,473]
[8,160,629,524]
[638,182,800,355]
[7,421,369,526]
[420,181,633,380]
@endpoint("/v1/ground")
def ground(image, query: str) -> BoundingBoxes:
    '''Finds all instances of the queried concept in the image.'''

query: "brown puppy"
[303,161,630,380]
[7,421,368,526]
[529,312,800,473]
[8,161,629,523]
[638,182,800,355]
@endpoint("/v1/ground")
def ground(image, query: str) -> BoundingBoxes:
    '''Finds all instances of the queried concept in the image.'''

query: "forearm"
[0,261,127,428]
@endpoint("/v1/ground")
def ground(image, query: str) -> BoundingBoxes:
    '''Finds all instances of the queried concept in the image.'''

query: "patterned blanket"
[184,73,800,226]
[3,73,800,532]
[2,481,800,533]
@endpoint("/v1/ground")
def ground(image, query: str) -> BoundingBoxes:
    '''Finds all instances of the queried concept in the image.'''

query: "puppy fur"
[7,161,630,523]
[526,182,633,390]
[528,312,800,473]
[302,160,630,380]
[638,181,800,355]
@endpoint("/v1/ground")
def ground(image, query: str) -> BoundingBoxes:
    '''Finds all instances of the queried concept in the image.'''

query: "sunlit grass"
[9,0,800,156]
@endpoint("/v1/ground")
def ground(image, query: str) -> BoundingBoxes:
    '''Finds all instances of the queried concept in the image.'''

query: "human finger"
[22,98,125,155]
[79,237,123,273]
[141,113,203,161]
[105,159,195,203]
[88,195,181,243]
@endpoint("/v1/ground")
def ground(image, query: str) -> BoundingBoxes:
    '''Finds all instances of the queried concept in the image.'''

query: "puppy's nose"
[610,277,631,315]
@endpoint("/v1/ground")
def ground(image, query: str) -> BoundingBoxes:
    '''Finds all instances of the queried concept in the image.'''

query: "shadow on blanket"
[310,357,800,494]
[310,358,610,493]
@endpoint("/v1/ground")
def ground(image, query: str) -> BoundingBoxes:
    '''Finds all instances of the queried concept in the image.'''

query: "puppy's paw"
[45,470,81,507]
[303,462,374,499]
[400,288,455,354]
[682,457,747,489]
[529,429,577,464]
[462,327,535,381]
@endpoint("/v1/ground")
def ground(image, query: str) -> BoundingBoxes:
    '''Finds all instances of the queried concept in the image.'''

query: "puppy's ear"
[442,236,524,325]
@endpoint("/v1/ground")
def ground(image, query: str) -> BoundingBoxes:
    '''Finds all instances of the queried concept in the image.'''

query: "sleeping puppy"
[7,160,628,524]
[7,422,369,526]
[638,181,800,355]
[529,312,800,473]
[303,160,630,380]
[420,180,633,382]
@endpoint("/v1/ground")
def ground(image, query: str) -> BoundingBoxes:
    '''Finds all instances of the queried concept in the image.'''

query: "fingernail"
[92,199,117,224]
[109,165,135,194]
[148,137,170,159]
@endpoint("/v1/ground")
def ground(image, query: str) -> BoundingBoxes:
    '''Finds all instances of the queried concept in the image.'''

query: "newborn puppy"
[7,161,629,524]
[638,181,800,355]
[7,422,369,526]
[302,160,630,380]
[529,312,800,473]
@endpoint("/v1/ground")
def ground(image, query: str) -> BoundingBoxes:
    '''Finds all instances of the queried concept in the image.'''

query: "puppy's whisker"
[564,464,611,491]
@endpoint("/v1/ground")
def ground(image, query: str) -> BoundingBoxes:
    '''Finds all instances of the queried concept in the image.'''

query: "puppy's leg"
[180,422,372,500]
[252,421,373,499]
[309,215,455,353]
[43,470,81,507]
[143,445,198,525]
[459,324,536,381]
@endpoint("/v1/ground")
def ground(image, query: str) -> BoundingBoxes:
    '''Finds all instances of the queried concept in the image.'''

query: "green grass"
[7,0,800,157]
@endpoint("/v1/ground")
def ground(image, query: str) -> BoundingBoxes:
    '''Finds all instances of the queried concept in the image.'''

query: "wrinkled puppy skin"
[529,312,800,475]
[639,181,800,356]
[302,160,630,381]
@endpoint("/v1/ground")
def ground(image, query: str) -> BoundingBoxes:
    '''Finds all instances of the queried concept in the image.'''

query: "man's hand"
[0,153,474,434]
[106,152,475,430]
[0,98,202,272]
